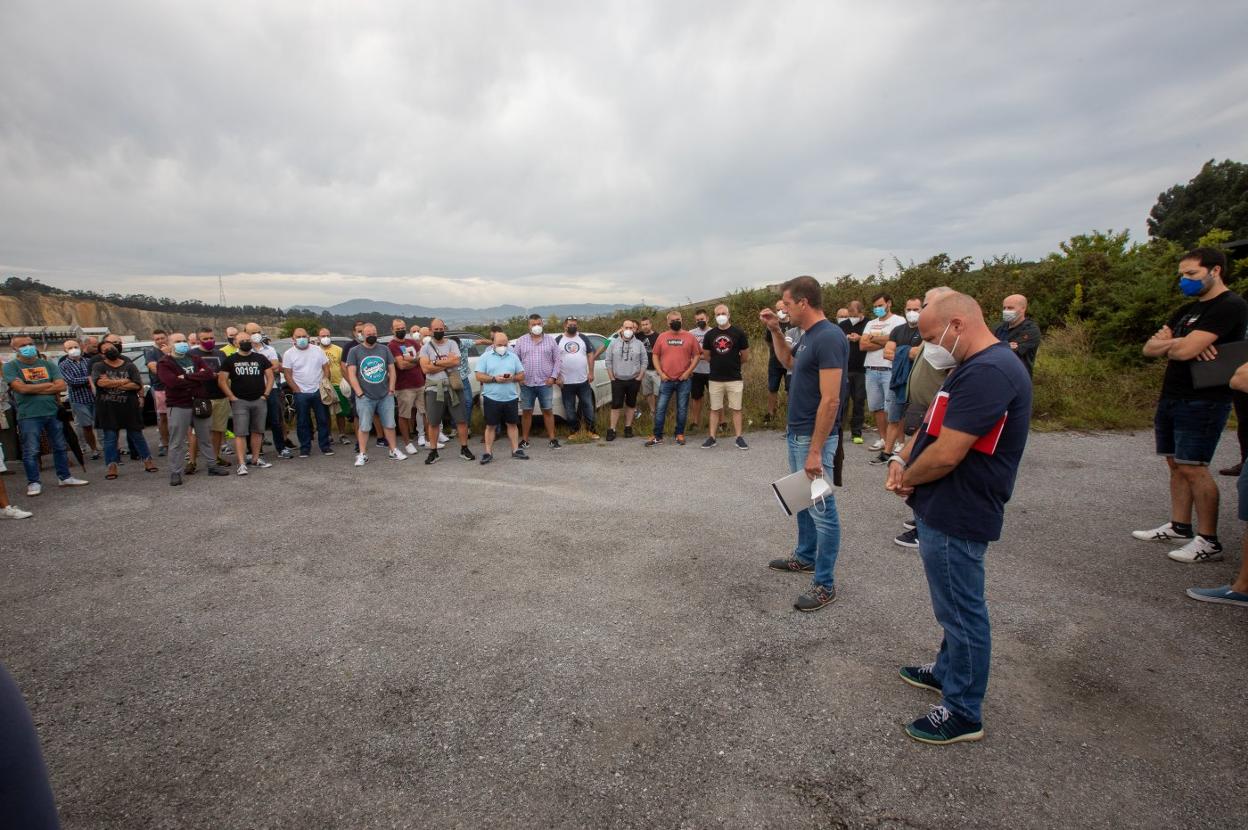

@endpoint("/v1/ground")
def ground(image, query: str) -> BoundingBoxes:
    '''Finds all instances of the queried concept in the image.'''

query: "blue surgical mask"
[1179,276,1207,297]
[173,342,190,356]
[295,337,309,348]
[873,306,887,318]
[18,345,38,359]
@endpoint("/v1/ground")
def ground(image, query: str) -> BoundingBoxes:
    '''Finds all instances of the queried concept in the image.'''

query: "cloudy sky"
[1,1,1245,310]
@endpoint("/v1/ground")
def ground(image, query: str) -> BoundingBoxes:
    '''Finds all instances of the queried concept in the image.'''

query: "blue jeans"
[561,382,595,431]
[865,368,890,412]
[103,429,151,464]
[915,518,991,724]
[293,392,331,454]
[18,415,71,484]
[786,431,842,589]
[653,378,690,437]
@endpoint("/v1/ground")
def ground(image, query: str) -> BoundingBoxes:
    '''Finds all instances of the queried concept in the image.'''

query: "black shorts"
[611,378,641,409]
[767,363,791,393]
[483,397,520,428]
[690,373,710,400]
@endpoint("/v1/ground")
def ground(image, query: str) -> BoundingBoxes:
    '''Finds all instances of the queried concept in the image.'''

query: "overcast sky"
[1,1,1245,310]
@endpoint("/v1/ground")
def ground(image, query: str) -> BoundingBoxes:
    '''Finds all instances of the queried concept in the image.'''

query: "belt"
[866,366,890,371]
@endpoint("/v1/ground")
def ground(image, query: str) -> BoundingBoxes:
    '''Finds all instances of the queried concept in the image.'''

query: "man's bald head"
[1003,294,1028,325]
[917,291,998,363]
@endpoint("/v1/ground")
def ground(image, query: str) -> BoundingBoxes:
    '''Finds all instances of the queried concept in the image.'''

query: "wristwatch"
[888,454,906,467]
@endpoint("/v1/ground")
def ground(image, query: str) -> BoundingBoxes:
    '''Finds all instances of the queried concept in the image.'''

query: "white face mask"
[848,316,862,325]
[530,325,543,336]
[1002,309,1018,324]
[922,323,961,371]
[319,336,331,346]
[715,314,729,326]
[777,310,790,322]
[905,310,921,325]
[811,477,833,515]
[622,329,635,340]
[493,345,508,356]
[835,317,848,325]
[250,333,263,344]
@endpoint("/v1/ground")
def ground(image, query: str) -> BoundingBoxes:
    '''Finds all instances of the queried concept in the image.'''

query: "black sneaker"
[623,426,634,439]
[208,466,229,476]
[899,663,942,693]
[606,428,617,442]
[905,705,984,745]
[768,556,814,574]
[794,583,836,612]
[480,453,493,465]
[512,449,530,460]
[425,450,439,465]
[169,473,183,487]
[701,436,717,449]
[549,439,562,449]
[869,452,889,465]
[903,518,916,531]
[735,436,749,451]
[894,528,919,548]
[377,437,389,448]
[645,436,663,447]
[519,439,531,449]
[299,452,310,459]
[763,413,772,425]
[459,446,476,461]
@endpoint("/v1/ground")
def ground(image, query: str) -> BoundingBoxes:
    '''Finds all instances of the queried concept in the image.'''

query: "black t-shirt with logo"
[890,322,923,349]
[220,352,272,401]
[1161,291,1248,401]
[639,331,660,370]
[195,348,229,399]
[702,325,749,382]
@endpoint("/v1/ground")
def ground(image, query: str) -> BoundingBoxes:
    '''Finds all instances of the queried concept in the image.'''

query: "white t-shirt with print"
[555,334,592,385]
[863,315,905,369]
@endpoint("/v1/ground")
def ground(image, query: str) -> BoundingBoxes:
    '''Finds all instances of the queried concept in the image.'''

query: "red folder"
[924,391,1007,455]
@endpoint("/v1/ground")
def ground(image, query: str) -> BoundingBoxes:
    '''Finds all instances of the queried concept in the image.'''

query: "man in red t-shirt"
[388,318,426,454]
[645,310,702,447]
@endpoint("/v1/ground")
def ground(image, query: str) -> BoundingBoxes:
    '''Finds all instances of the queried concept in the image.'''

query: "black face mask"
[395,329,407,340]
[695,319,707,327]
[239,342,253,353]
[566,326,578,336]
[432,330,445,340]
[364,335,378,346]
[103,347,120,360]
[669,320,682,331]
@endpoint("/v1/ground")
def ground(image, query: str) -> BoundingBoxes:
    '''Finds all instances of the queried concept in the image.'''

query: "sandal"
[105,463,119,480]
[143,459,158,473]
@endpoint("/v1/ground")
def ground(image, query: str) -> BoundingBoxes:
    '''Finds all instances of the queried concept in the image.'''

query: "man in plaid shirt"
[58,338,101,460]
[512,313,562,450]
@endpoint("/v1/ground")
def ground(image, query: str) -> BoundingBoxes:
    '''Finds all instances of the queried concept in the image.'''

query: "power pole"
[218,275,226,307]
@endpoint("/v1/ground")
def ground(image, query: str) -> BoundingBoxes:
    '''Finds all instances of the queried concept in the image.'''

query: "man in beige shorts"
[389,318,427,455]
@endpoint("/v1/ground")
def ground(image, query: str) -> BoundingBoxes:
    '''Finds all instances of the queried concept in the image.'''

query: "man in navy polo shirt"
[885,291,1032,745]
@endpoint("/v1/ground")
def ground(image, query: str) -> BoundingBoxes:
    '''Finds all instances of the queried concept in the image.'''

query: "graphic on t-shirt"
[358,355,387,384]
[21,366,50,382]
[562,340,582,354]
[713,335,733,353]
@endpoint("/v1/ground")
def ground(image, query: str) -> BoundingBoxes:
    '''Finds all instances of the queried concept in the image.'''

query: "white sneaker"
[338,435,352,445]
[354,453,368,467]
[0,505,32,520]
[437,432,451,444]
[892,441,904,454]
[417,436,428,448]
[1167,536,1224,563]
[26,482,42,497]
[58,477,89,487]
[1131,521,1193,542]
[404,442,419,455]
[237,464,248,476]
[389,448,407,461]
[869,439,885,452]
[253,457,273,469]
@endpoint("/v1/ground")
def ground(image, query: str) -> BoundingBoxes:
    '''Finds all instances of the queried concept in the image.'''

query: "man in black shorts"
[687,309,711,431]
[763,300,794,426]
[604,319,648,441]
[474,332,530,464]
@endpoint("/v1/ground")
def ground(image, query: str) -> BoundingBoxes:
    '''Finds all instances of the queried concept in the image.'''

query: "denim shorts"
[71,401,95,428]
[885,386,907,423]
[865,368,890,412]
[356,394,397,430]
[1154,397,1231,466]
[520,384,554,412]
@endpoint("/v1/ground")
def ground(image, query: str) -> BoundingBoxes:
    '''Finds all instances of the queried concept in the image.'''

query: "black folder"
[1190,340,1248,389]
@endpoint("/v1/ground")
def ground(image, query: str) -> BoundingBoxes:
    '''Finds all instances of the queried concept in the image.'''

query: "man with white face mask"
[512,313,561,450]
[839,300,869,444]
[993,294,1042,376]
[876,297,924,464]
[474,331,529,463]
[604,319,647,440]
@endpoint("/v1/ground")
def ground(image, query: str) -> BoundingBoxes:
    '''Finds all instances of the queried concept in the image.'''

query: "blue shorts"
[520,384,554,412]
[71,401,95,429]
[865,368,890,412]
[1153,397,1231,466]
[885,386,907,423]
[767,364,791,394]
[356,394,396,430]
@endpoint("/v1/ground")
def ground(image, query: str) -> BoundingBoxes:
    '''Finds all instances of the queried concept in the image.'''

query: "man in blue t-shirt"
[885,291,1032,747]
[474,331,530,464]
[760,276,849,613]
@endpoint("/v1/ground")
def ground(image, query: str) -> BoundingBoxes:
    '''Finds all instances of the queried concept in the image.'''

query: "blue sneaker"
[1186,585,1248,607]
[899,663,942,693]
[905,705,984,745]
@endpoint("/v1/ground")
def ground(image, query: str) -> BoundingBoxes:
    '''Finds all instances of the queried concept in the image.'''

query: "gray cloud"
[1,0,1245,309]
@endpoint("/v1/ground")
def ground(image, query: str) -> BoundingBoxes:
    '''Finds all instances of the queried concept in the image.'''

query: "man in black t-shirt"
[700,304,750,450]
[1133,247,1248,564]
[840,300,868,443]
[637,317,661,421]
[219,332,275,474]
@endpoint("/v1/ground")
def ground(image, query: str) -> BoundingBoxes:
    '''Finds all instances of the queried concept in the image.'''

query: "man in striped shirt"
[58,339,100,460]
[512,313,562,450]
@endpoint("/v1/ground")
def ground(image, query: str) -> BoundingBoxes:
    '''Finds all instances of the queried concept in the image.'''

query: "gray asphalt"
[2,427,1246,829]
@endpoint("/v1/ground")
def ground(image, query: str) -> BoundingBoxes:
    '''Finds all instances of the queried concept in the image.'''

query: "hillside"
[294,298,634,326]
[0,291,282,337]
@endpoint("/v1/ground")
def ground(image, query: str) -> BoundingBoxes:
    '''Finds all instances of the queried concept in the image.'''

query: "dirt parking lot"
[2,428,1246,828]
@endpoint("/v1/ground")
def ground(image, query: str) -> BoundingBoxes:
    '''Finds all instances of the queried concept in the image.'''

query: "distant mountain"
[291,298,636,326]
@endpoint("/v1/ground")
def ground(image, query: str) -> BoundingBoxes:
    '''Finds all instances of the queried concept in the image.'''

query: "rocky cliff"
[0,292,282,337]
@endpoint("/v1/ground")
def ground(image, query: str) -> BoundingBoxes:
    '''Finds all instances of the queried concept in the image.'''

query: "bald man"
[993,294,1042,376]
[885,291,1032,746]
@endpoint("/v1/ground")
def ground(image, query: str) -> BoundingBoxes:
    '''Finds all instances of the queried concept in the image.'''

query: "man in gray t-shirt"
[418,319,474,464]
[688,309,712,431]
[345,323,403,465]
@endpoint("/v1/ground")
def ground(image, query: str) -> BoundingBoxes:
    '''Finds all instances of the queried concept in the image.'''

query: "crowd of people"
[3,249,1247,745]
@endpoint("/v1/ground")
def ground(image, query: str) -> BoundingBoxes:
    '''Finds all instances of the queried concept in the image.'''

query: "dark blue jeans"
[787,431,842,589]
[293,392,331,454]
[18,415,70,484]
[561,382,595,432]
[103,429,151,464]
[653,378,690,437]
[915,518,991,724]
[0,663,59,829]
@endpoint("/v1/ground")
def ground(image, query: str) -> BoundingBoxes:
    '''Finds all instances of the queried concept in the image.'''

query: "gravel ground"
[2,427,1246,829]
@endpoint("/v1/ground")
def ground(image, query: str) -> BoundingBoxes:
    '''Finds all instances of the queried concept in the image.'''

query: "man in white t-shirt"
[280,328,333,458]
[859,292,905,456]
[555,317,597,439]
